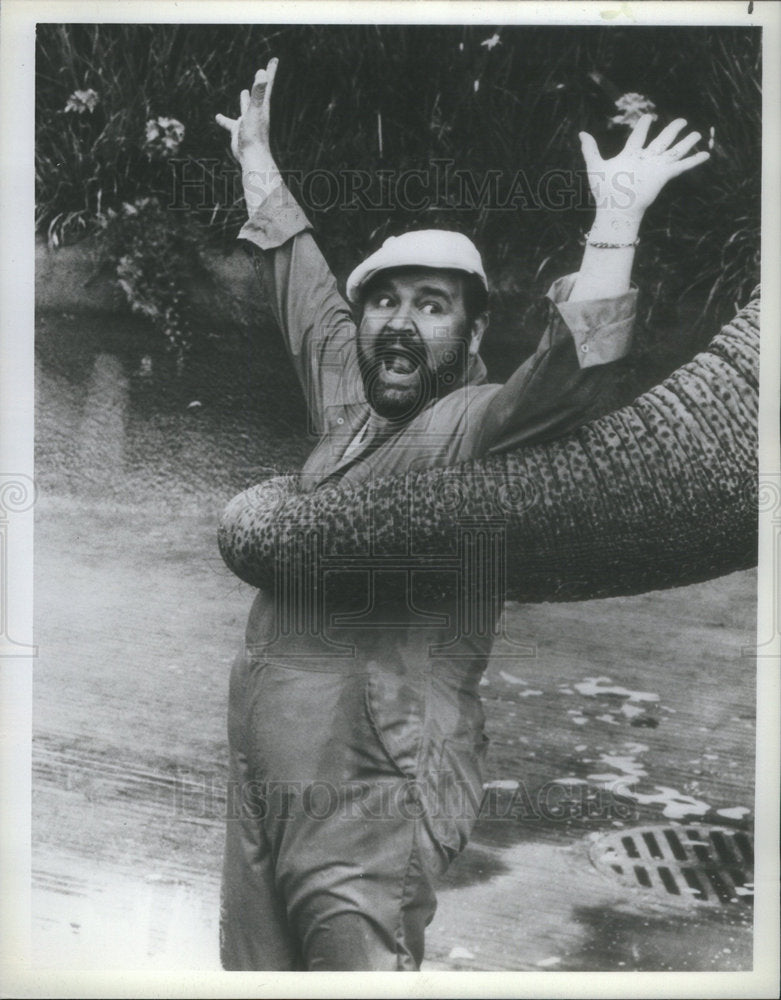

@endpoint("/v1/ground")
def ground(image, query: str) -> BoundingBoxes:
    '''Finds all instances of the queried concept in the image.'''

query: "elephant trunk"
[218,293,759,603]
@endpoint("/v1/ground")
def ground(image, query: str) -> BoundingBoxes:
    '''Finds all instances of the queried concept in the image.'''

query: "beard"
[357,331,471,422]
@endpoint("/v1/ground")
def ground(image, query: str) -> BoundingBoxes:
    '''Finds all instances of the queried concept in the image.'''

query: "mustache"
[372,331,428,363]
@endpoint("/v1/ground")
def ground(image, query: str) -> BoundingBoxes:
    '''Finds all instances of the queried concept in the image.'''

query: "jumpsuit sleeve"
[239,184,361,435]
[474,273,637,453]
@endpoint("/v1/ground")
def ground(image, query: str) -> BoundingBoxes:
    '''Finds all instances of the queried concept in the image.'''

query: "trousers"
[219,649,471,971]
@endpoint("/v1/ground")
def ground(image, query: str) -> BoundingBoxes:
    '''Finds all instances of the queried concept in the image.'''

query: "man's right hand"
[216,59,282,206]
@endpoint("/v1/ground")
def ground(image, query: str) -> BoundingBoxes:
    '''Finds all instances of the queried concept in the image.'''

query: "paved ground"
[32,495,756,974]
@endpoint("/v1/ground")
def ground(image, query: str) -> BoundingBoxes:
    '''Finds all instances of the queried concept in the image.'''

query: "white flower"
[64,88,99,114]
[144,116,185,157]
[120,197,155,217]
[608,92,658,129]
[480,33,501,51]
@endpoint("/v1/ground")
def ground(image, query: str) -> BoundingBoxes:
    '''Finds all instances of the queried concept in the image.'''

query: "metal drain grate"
[589,825,753,907]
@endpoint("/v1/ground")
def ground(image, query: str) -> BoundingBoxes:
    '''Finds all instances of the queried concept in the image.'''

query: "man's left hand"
[579,115,710,223]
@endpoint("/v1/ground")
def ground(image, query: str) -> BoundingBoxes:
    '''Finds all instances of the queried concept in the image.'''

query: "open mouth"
[378,347,422,383]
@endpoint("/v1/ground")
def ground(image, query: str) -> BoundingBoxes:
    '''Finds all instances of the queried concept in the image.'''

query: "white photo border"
[2,2,778,997]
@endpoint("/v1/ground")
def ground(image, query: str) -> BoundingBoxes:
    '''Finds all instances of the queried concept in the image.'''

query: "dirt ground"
[32,493,757,973]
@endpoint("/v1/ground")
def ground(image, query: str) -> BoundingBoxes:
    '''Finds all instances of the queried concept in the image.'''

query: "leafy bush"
[95,197,205,363]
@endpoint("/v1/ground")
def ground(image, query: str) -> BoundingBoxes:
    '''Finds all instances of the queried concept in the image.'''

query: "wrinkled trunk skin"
[219,293,759,603]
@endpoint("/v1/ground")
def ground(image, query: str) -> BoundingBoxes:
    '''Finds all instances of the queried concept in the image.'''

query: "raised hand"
[579,115,710,221]
[216,58,278,167]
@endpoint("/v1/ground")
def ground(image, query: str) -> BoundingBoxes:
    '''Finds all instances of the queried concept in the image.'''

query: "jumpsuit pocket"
[428,733,490,856]
[365,671,425,779]
[248,662,378,786]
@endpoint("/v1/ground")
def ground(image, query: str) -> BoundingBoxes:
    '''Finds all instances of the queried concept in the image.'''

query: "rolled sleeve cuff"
[238,182,312,251]
[546,273,637,369]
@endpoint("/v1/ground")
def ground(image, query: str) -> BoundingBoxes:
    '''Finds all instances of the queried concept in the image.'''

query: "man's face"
[356,267,484,422]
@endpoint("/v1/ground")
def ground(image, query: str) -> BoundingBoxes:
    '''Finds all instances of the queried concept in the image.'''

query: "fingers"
[215,113,236,132]
[667,130,702,160]
[668,149,710,178]
[266,56,278,101]
[251,56,278,108]
[240,89,250,116]
[647,117,687,153]
[578,131,602,171]
[250,71,268,106]
[624,113,653,151]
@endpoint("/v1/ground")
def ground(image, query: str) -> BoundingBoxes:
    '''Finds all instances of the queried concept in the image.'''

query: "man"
[215,59,708,971]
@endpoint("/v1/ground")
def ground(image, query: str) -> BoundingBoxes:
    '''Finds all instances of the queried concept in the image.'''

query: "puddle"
[428,830,751,971]
[33,856,220,970]
[574,676,660,703]
[562,903,752,971]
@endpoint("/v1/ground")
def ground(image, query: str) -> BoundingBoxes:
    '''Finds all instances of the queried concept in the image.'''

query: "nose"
[384,305,415,334]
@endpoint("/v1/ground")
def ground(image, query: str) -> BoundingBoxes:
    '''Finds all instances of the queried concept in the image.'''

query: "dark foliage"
[36,24,761,356]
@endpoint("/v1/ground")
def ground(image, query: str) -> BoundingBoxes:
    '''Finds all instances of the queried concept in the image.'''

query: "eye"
[419,301,443,315]
[372,293,393,309]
